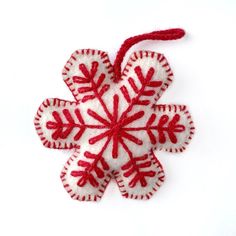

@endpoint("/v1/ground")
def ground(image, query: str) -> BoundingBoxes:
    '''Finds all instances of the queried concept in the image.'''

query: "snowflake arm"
[34,98,85,149]
[61,149,112,201]
[62,49,114,105]
[152,104,195,152]
[118,51,173,114]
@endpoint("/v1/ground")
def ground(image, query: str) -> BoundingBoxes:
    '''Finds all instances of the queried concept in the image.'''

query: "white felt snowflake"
[34,30,195,201]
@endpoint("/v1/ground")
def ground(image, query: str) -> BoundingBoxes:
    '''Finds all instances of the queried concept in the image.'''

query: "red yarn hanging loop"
[113,28,185,82]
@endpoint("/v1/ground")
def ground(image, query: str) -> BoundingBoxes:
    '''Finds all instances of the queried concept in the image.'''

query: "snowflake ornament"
[34,29,195,201]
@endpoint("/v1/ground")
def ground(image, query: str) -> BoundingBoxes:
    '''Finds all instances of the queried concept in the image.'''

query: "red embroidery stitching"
[34,28,195,201]
[46,109,86,140]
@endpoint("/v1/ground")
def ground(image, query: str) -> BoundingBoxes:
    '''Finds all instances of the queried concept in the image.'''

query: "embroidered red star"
[34,29,195,201]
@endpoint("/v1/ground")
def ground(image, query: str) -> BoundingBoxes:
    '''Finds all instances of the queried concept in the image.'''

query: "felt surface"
[34,49,194,201]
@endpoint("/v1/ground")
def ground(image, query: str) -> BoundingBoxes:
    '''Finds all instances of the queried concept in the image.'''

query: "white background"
[0,0,235,235]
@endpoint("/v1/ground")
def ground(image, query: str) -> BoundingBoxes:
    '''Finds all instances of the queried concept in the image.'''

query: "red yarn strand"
[113,28,185,82]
